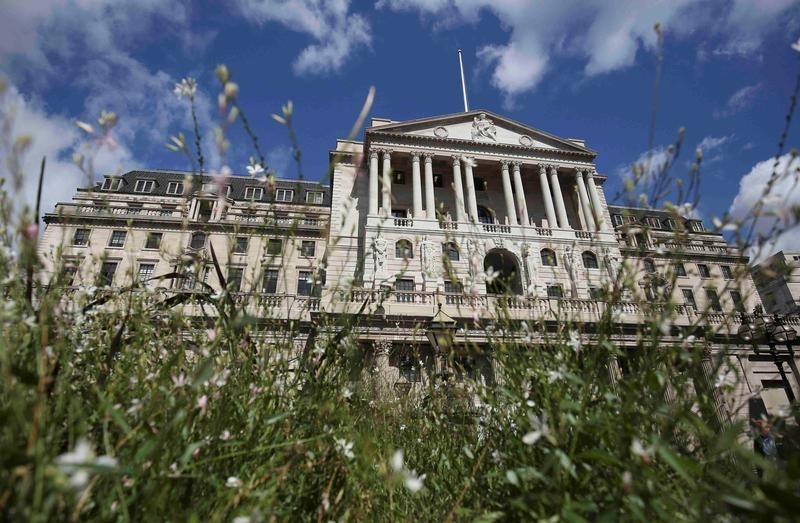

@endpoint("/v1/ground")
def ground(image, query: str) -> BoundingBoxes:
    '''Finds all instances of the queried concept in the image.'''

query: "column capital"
[546,163,559,173]
[538,164,548,174]
[410,151,421,161]
[500,159,511,168]
[585,168,597,178]
[451,154,462,166]
[382,149,393,158]
[369,149,380,160]
[510,160,522,169]
[574,167,585,178]
[422,152,435,163]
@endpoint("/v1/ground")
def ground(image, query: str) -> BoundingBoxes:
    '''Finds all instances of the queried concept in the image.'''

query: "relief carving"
[471,112,497,141]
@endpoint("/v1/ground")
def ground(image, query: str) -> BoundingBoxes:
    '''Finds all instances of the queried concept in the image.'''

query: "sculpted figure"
[372,234,387,276]
[419,235,439,278]
[471,112,497,141]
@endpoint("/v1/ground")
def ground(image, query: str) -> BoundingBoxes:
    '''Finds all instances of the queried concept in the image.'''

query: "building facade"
[39,109,799,425]
[752,251,800,315]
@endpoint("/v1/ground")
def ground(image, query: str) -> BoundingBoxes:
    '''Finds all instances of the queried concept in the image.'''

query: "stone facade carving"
[563,246,578,298]
[471,112,497,141]
[433,126,449,138]
[419,235,439,279]
[371,233,388,280]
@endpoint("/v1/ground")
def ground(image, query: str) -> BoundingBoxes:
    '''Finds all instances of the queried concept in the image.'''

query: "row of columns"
[367,148,607,231]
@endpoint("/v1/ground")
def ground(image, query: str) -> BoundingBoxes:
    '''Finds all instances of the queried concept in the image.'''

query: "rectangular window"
[297,270,313,296]
[275,188,294,202]
[108,230,127,248]
[589,287,604,300]
[190,232,206,250]
[674,263,687,277]
[227,267,244,292]
[706,289,723,312]
[391,171,406,184]
[682,289,697,309]
[612,214,624,226]
[730,290,745,312]
[635,233,649,248]
[73,228,90,246]
[166,181,184,195]
[233,236,248,254]
[101,178,121,191]
[547,284,563,298]
[647,217,662,229]
[137,263,155,283]
[395,278,415,291]
[300,240,316,258]
[266,238,283,256]
[99,262,117,287]
[433,173,443,188]
[144,232,162,250]
[697,264,711,278]
[444,280,463,294]
[261,269,279,294]
[720,265,733,279]
[134,179,155,193]
[305,191,324,204]
[244,186,264,200]
[664,218,677,230]
[690,221,705,232]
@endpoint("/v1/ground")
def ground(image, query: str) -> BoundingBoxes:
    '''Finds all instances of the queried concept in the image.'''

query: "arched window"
[189,232,206,250]
[541,248,557,267]
[582,251,598,269]
[643,258,656,273]
[477,205,494,224]
[395,239,413,259]
[442,242,459,261]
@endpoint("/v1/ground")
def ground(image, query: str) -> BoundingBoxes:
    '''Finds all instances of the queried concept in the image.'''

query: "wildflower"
[173,77,197,100]
[567,330,582,353]
[197,395,208,415]
[220,430,231,441]
[246,163,264,177]
[98,110,118,130]
[55,438,117,491]
[622,470,633,493]
[484,267,499,284]
[715,366,737,389]
[172,373,188,388]
[547,367,564,384]
[631,438,654,464]
[522,412,549,445]
[390,449,426,493]
[341,387,353,400]
[226,476,243,488]
[399,424,406,431]
[335,438,355,460]
[680,334,696,349]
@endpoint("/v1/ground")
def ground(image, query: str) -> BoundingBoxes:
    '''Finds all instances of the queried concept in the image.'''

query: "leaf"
[271,114,286,125]
[505,469,519,486]
[76,120,94,134]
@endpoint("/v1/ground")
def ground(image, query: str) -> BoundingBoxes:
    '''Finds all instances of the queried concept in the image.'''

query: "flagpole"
[458,49,469,112]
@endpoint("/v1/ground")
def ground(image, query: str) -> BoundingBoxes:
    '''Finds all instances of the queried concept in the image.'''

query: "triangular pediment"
[366,109,595,155]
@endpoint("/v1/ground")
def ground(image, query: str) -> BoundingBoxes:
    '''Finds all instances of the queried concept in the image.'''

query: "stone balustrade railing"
[55,203,181,218]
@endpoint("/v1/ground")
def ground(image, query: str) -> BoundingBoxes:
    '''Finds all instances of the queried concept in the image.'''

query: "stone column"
[381,150,392,217]
[575,169,596,231]
[538,165,557,228]
[699,348,732,430]
[607,354,622,391]
[586,170,607,230]
[451,155,467,223]
[424,153,436,220]
[411,152,423,219]
[549,165,570,229]
[368,149,379,215]
[463,156,479,222]
[500,160,518,226]
[511,162,529,226]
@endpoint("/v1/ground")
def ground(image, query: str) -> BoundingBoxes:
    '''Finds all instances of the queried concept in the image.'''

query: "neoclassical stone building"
[39,109,799,424]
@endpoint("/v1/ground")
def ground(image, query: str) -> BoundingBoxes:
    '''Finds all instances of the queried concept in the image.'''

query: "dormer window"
[646,217,662,229]
[166,181,184,195]
[275,188,294,202]
[244,186,264,200]
[690,221,705,232]
[612,214,624,226]
[305,191,324,204]
[101,177,122,191]
[134,179,155,193]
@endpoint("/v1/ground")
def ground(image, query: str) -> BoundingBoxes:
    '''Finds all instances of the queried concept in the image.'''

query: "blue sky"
[1,0,799,258]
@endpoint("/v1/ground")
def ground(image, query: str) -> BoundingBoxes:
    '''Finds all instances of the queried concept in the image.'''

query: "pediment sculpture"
[471,112,497,141]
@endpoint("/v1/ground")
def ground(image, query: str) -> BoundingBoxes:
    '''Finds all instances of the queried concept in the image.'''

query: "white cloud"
[729,153,800,262]
[232,0,371,75]
[0,81,135,222]
[616,146,674,182]
[697,135,732,152]
[714,83,762,118]
[379,0,797,102]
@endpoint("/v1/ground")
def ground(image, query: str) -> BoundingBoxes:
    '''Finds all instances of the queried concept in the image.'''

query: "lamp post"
[427,292,459,379]
[738,310,799,421]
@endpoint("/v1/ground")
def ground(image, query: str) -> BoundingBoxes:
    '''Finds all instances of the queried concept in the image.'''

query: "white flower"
[681,334,696,349]
[341,387,353,400]
[568,331,582,353]
[197,395,208,415]
[172,373,187,388]
[484,267,500,284]
[792,37,800,53]
[335,438,355,460]
[404,471,426,493]
[226,476,243,488]
[56,438,117,491]
[715,367,737,389]
[173,77,197,99]
[391,449,404,472]
[631,438,654,462]
[246,163,264,177]
[522,412,549,445]
[220,430,231,441]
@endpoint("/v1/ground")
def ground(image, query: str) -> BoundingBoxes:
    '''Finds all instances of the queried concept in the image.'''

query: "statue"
[419,235,439,279]
[471,112,497,141]
[371,234,387,278]
[563,246,578,298]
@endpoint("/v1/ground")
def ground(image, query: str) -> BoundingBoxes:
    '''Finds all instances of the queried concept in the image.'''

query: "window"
[62,265,78,286]
[444,280,463,294]
[275,188,294,202]
[134,179,155,193]
[643,258,656,273]
[399,353,420,382]
[475,177,487,191]
[189,232,206,250]
[99,262,117,287]
[697,264,711,278]
[627,215,638,223]
[706,289,723,312]
[181,266,208,290]
[306,191,324,204]
[137,263,155,283]
[396,239,413,259]
[73,228,90,246]
[166,181,184,195]
[227,267,244,292]
[395,279,415,301]
[433,173,444,187]
[244,186,263,200]
[541,249,557,267]
[728,290,744,312]
[442,242,459,261]
[635,233,649,248]
[646,217,662,229]
[261,269,279,294]
[391,171,406,184]
[682,289,697,309]
[108,230,127,248]
[690,221,705,232]
[228,236,247,254]
[101,177,121,191]
[589,287,604,300]
[547,284,564,298]
[720,265,733,280]
[477,206,493,224]
[391,209,408,218]
[612,214,624,226]
[300,240,316,258]
[266,238,283,256]
[582,251,598,269]
[297,270,313,296]
[664,218,677,230]
[145,232,162,250]
[674,263,687,277]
